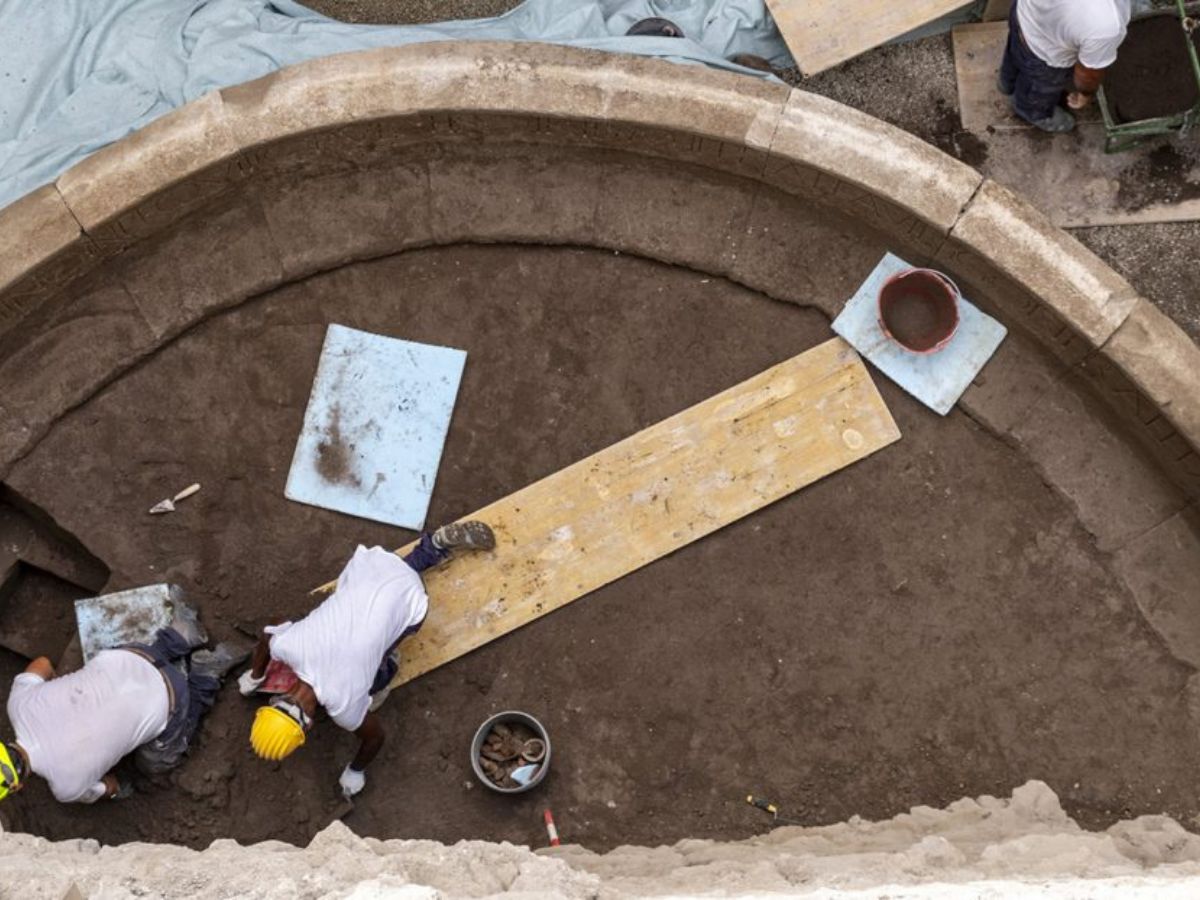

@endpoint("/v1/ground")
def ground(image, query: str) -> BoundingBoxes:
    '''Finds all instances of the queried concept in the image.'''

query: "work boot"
[168,599,208,650]
[190,642,250,681]
[432,520,496,553]
[626,17,684,38]
[1029,106,1075,133]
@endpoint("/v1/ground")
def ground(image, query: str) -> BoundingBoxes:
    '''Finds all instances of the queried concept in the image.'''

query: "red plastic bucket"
[877,268,960,354]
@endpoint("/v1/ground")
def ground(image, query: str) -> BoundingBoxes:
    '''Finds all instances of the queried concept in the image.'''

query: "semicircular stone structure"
[0,43,1198,849]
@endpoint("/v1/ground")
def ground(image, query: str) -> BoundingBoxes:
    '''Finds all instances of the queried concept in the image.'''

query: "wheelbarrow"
[1098,0,1200,152]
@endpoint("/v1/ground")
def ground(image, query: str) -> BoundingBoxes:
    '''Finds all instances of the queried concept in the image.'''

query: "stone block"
[1082,299,1200,497]
[937,180,1138,365]
[1011,373,1187,551]
[1113,507,1200,667]
[221,43,787,182]
[764,90,982,238]
[0,279,157,460]
[255,159,433,281]
[591,156,755,276]
[960,332,1065,436]
[724,188,889,317]
[0,185,101,340]
[110,195,283,339]
[428,144,602,249]
[56,92,247,254]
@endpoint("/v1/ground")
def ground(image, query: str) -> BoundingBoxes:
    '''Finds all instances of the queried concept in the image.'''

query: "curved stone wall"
[0,41,1197,502]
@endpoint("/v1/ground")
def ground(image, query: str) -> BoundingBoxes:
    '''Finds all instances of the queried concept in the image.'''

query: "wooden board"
[768,0,969,75]
[316,338,900,685]
[953,21,1026,133]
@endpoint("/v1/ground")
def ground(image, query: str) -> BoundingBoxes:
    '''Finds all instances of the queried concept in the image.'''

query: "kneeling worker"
[999,0,1131,132]
[239,521,495,798]
[0,607,242,803]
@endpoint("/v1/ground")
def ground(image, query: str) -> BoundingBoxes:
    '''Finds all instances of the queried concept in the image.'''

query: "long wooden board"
[316,338,900,685]
[768,0,968,75]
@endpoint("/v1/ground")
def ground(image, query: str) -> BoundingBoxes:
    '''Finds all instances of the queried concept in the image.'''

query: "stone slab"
[56,92,246,254]
[763,90,983,236]
[1113,507,1200,667]
[1011,373,1187,551]
[959,330,1065,436]
[221,42,788,182]
[938,180,1139,362]
[112,194,284,339]
[0,185,99,340]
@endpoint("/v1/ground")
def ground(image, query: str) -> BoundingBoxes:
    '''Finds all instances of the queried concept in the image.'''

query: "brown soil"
[1107,14,1200,123]
[315,405,361,487]
[2,241,1198,853]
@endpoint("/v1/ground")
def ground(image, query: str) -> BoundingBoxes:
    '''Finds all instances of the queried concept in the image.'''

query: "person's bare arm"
[1068,63,1106,108]
[24,657,55,680]
[249,628,273,679]
[350,711,385,772]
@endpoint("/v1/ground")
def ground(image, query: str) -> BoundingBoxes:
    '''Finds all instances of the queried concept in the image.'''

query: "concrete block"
[1012,372,1187,551]
[112,195,283,339]
[256,160,433,281]
[764,90,983,237]
[56,92,246,254]
[1113,507,1200,667]
[0,185,100,340]
[1085,300,1200,494]
[937,180,1138,364]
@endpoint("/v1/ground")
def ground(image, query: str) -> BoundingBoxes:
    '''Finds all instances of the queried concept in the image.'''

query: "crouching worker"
[239,521,495,799]
[0,605,243,804]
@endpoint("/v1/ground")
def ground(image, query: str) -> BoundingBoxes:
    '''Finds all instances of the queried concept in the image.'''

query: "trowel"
[149,483,201,515]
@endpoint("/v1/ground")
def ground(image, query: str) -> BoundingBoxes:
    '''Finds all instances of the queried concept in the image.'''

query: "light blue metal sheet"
[75,584,178,662]
[832,253,1007,416]
[285,324,466,530]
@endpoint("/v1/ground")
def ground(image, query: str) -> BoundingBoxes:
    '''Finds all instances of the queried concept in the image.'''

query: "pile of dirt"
[1107,14,1200,123]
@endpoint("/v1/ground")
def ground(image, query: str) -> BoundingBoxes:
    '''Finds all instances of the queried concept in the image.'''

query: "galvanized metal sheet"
[285,325,467,530]
[75,584,178,662]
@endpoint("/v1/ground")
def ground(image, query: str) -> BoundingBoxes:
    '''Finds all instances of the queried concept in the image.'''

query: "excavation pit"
[0,44,1197,861]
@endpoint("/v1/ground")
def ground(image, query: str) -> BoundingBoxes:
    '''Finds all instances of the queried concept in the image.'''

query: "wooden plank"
[316,338,900,685]
[768,0,968,75]
[953,22,1026,133]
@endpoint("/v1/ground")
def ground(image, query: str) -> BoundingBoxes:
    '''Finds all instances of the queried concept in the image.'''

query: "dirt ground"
[3,238,1198,851]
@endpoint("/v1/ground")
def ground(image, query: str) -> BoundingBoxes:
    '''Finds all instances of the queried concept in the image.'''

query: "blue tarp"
[0,0,790,211]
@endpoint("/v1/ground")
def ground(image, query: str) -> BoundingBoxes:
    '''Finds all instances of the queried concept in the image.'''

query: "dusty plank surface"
[953,21,1025,132]
[314,338,900,684]
[769,0,968,74]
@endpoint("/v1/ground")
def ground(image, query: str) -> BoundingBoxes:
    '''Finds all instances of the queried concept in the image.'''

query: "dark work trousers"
[368,533,447,694]
[123,627,219,775]
[999,1,1074,123]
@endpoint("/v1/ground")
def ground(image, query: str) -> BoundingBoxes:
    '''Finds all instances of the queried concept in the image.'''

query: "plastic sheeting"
[0,0,790,211]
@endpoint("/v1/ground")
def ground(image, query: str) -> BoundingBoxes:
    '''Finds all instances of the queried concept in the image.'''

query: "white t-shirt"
[7,651,170,803]
[268,545,429,732]
[1017,0,1132,69]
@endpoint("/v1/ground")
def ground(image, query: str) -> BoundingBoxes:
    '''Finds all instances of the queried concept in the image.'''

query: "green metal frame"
[1098,0,1200,153]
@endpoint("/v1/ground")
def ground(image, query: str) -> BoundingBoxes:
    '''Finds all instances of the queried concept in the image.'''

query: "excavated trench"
[0,45,1198,866]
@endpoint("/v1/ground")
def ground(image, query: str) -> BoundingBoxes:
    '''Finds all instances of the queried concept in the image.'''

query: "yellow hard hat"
[250,705,306,761]
[0,742,24,801]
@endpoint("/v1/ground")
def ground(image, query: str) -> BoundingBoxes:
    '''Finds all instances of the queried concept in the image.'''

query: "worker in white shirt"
[998,0,1132,132]
[0,604,243,804]
[239,520,496,799]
